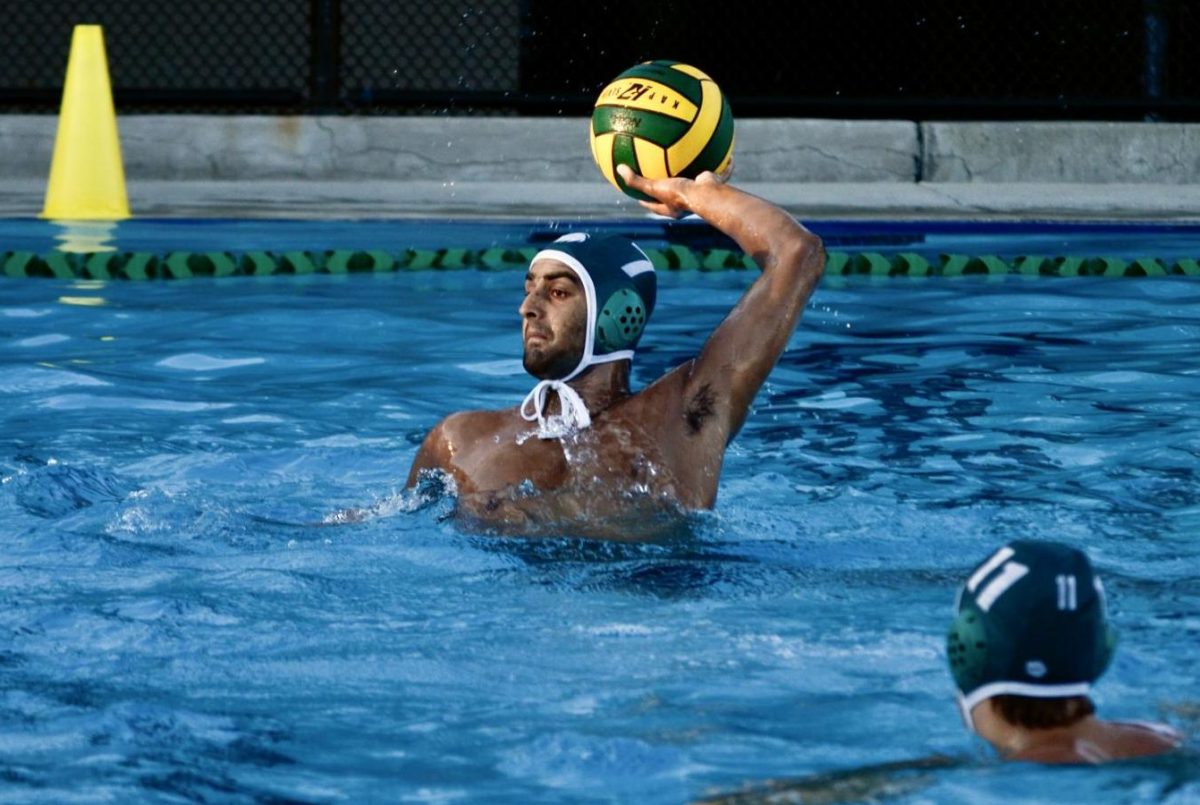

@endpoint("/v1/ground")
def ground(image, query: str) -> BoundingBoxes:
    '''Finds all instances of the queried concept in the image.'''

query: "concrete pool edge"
[3,178,1200,222]
[1,116,1198,220]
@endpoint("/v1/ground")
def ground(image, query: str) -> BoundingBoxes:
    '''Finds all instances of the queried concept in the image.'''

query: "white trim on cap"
[956,681,1094,735]
[959,680,1092,716]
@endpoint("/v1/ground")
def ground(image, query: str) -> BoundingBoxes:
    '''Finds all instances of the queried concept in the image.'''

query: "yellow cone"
[42,25,130,220]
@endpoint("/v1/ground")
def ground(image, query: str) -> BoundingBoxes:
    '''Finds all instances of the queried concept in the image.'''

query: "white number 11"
[1056,574,1078,610]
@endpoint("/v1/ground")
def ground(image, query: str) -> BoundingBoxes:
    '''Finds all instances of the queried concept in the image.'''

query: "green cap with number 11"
[947,540,1117,715]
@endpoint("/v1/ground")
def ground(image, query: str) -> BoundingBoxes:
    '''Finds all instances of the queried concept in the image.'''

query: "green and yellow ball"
[590,60,735,200]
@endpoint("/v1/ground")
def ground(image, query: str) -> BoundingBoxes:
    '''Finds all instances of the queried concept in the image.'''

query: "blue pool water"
[4,216,1200,260]
[1,224,1198,802]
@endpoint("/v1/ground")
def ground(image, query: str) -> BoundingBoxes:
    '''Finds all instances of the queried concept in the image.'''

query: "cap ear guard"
[596,288,649,352]
[947,602,990,695]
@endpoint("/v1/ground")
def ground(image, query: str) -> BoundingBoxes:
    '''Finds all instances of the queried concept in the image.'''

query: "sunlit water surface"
[1,270,1197,803]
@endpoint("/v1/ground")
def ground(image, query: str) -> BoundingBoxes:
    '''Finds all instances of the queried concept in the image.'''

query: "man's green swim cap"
[947,540,1116,715]
[530,233,656,382]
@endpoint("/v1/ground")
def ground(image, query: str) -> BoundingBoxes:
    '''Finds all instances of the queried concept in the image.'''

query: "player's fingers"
[637,199,683,218]
[616,164,645,189]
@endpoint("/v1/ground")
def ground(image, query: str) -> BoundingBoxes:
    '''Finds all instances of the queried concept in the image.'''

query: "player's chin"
[522,348,549,377]
[524,350,577,380]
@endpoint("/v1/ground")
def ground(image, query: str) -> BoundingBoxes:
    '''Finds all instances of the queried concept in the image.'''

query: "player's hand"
[715,157,734,183]
[617,164,724,219]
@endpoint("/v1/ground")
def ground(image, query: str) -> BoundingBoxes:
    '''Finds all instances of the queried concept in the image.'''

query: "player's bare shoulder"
[1108,721,1184,758]
[408,406,519,486]
[440,407,516,441]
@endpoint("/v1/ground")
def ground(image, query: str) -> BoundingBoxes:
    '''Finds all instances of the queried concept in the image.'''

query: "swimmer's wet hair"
[992,694,1096,730]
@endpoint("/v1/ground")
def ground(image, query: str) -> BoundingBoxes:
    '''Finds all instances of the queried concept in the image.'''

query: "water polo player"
[947,540,1182,763]
[405,167,825,535]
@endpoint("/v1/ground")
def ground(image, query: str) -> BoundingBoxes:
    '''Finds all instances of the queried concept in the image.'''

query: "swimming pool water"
[4,217,1200,261]
[1,266,1198,802]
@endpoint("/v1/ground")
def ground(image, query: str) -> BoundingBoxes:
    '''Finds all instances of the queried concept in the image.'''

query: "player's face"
[519,260,587,379]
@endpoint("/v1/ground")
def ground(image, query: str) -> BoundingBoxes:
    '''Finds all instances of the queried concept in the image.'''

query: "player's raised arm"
[618,165,825,442]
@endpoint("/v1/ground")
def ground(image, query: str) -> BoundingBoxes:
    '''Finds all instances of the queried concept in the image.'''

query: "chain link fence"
[0,0,1195,119]
[0,0,310,110]
[341,0,520,112]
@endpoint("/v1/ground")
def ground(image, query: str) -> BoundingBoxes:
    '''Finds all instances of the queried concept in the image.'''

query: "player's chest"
[457,422,666,492]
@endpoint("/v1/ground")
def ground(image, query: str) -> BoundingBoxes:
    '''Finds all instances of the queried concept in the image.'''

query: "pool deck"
[2,116,1198,221]
[5,178,1200,222]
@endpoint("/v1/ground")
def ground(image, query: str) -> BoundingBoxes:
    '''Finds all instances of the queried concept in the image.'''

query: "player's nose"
[519,291,541,319]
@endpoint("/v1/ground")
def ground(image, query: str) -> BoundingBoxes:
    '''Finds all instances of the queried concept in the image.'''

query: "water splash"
[323,468,458,524]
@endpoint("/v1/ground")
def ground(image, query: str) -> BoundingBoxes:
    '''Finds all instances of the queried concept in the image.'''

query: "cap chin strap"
[521,379,591,439]
[956,692,979,735]
[519,351,630,440]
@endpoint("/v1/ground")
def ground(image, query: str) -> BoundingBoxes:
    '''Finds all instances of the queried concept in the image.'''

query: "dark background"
[0,0,1195,119]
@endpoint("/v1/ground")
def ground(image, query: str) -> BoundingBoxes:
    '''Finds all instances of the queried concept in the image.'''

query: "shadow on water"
[322,474,966,602]
[0,677,303,803]
[693,750,1200,804]
[461,513,842,601]
[339,472,803,600]
[0,662,307,801]
[9,457,134,519]
[693,754,966,804]
[453,504,756,599]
